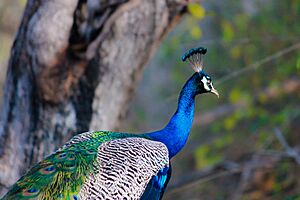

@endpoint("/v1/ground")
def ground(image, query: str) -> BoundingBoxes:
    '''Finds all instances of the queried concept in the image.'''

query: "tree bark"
[0,0,187,195]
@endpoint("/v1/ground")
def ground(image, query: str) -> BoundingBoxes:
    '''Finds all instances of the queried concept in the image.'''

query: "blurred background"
[1,0,300,199]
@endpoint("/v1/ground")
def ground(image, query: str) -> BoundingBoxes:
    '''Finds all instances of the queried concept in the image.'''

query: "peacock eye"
[206,76,212,83]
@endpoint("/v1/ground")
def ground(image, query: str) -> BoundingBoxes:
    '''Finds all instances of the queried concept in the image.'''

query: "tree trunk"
[0,0,187,195]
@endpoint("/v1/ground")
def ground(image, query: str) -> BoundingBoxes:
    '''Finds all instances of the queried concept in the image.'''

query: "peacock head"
[182,47,219,98]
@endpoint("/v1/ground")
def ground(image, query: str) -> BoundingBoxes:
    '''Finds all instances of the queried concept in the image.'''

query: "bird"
[2,47,219,200]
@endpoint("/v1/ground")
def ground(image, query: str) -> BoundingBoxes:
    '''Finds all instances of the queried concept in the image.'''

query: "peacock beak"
[210,87,219,98]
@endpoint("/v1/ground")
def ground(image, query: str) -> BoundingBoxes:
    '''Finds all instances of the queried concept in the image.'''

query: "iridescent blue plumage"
[140,166,171,200]
[146,73,201,158]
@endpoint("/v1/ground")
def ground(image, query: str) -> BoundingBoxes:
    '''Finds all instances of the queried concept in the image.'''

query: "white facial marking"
[201,76,210,91]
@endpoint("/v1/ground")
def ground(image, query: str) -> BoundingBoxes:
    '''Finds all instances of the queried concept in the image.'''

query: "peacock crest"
[182,47,207,72]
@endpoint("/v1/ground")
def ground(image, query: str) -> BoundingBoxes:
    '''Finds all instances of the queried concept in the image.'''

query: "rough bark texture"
[0,0,187,195]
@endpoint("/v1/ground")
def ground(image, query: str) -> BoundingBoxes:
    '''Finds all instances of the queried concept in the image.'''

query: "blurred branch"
[231,138,300,200]
[168,127,300,197]
[232,160,253,200]
[181,36,300,48]
[273,127,300,165]
[167,160,241,194]
[194,103,243,126]
[167,150,299,195]
[216,42,300,85]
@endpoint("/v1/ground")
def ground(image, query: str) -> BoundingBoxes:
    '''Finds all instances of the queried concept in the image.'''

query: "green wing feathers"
[3,150,96,199]
[2,131,126,200]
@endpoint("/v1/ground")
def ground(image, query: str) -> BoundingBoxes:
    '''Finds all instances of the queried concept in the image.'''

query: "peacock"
[2,47,219,200]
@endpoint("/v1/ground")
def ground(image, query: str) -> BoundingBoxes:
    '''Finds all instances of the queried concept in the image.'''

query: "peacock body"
[2,47,218,200]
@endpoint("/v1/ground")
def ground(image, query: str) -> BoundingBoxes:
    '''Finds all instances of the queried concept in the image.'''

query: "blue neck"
[146,76,197,158]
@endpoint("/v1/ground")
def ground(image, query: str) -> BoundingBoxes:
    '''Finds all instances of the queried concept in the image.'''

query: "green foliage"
[221,20,234,42]
[187,3,205,20]
[296,54,300,69]
[194,135,233,169]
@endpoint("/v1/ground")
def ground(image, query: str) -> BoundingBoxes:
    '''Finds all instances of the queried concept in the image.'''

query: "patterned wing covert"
[78,137,170,200]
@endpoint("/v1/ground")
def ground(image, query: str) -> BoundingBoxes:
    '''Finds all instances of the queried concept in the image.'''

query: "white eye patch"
[201,76,211,91]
